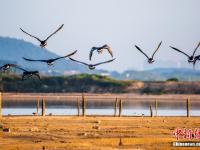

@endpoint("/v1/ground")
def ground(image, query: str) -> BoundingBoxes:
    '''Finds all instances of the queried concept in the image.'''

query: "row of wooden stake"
[0,93,191,117]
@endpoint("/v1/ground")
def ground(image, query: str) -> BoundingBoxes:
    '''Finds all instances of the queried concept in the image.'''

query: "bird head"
[47,60,54,66]
[40,41,47,48]
[88,65,95,70]
[188,56,194,63]
[148,58,154,64]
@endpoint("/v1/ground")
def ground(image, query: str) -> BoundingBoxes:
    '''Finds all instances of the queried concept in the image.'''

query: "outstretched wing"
[169,46,190,58]
[0,65,5,70]
[22,74,26,81]
[34,73,41,81]
[192,42,200,57]
[45,24,64,41]
[20,28,42,42]
[14,66,28,72]
[9,64,17,67]
[89,48,96,61]
[23,57,47,62]
[152,41,162,58]
[135,45,150,59]
[104,45,113,57]
[69,57,89,66]
[94,58,116,66]
[0,64,18,71]
[53,50,78,61]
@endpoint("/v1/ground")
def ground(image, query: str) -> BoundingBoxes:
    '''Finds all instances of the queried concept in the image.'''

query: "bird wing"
[23,57,47,62]
[20,28,42,42]
[9,64,17,67]
[89,48,96,61]
[0,64,17,70]
[53,50,78,61]
[69,57,89,66]
[169,46,190,58]
[45,24,64,41]
[14,66,28,72]
[152,41,162,58]
[22,74,26,81]
[0,65,5,70]
[105,45,113,57]
[34,73,41,81]
[192,42,200,57]
[93,58,116,66]
[135,45,150,59]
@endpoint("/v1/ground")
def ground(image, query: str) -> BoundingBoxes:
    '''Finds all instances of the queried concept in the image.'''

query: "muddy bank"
[1,116,200,150]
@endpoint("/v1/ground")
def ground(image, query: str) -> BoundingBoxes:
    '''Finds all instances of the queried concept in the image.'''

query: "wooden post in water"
[36,98,39,115]
[82,94,86,116]
[77,98,80,117]
[150,105,153,117]
[119,98,122,117]
[155,98,158,117]
[0,92,2,117]
[187,98,190,118]
[42,98,46,116]
[114,98,118,117]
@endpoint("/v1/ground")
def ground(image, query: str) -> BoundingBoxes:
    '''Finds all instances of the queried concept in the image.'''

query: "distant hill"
[1,36,200,81]
[0,36,86,75]
[111,68,200,81]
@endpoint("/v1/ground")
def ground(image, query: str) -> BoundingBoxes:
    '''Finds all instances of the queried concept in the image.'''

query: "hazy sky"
[0,0,200,72]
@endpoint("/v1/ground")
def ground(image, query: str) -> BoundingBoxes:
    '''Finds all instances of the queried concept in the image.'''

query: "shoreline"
[2,92,200,100]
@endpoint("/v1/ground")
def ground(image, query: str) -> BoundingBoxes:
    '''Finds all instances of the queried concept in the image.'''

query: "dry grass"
[0,116,200,150]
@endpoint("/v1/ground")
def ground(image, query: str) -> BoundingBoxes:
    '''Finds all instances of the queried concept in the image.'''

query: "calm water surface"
[2,96,200,116]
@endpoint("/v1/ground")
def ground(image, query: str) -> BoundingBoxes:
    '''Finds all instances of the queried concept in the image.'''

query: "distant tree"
[166,78,179,82]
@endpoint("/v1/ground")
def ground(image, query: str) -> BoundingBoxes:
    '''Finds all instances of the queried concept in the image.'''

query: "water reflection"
[3,107,200,116]
[2,97,200,116]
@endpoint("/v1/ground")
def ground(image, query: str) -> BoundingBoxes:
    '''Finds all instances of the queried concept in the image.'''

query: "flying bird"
[169,42,200,63]
[23,50,77,66]
[135,41,162,64]
[20,24,64,48]
[14,66,41,81]
[192,55,200,69]
[0,64,18,71]
[69,58,116,70]
[89,44,113,60]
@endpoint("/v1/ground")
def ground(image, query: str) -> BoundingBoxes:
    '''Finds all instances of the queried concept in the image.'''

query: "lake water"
[2,94,200,116]
[3,107,200,116]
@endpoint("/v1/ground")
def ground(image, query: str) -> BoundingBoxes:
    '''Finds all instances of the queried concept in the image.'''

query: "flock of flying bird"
[0,24,200,81]
[0,24,115,81]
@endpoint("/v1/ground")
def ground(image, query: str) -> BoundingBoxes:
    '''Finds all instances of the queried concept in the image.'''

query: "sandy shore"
[1,116,200,150]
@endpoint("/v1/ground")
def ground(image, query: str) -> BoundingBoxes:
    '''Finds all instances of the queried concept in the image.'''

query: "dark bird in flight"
[89,44,113,60]
[69,58,116,70]
[14,66,41,81]
[0,64,18,71]
[169,42,200,63]
[23,50,77,66]
[192,55,200,69]
[135,41,162,64]
[20,24,64,48]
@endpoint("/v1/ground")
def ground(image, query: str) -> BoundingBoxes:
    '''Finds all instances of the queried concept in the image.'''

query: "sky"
[0,0,200,72]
